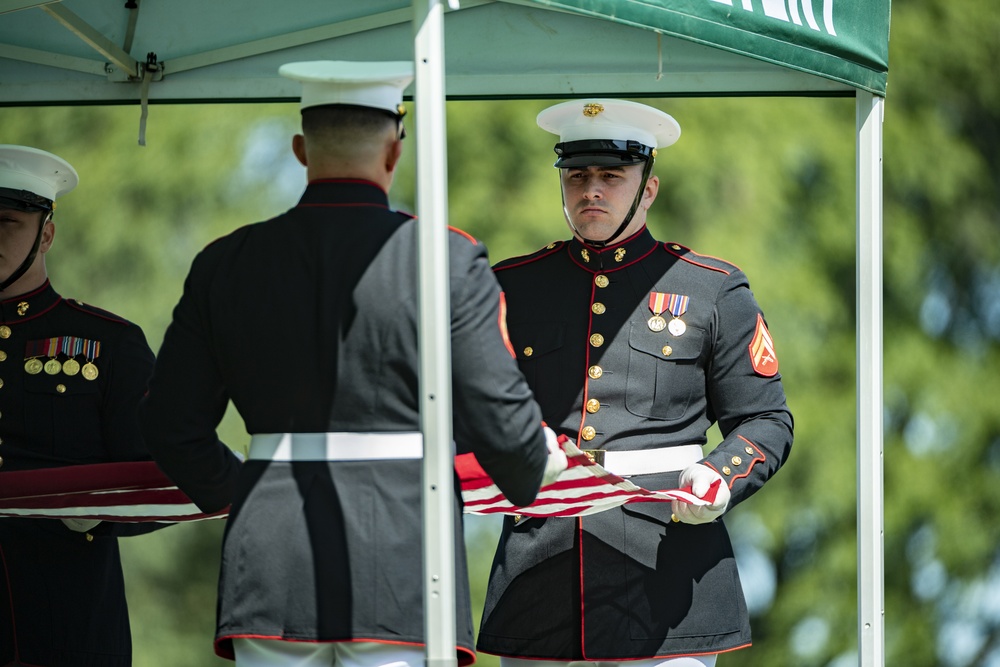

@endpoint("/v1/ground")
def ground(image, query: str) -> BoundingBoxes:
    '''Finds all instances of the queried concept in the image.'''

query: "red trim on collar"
[493,244,564,272]
[0,280,48,305]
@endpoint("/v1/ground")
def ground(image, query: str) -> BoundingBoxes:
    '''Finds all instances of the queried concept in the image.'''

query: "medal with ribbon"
[81,338,101,380]
[647,292,669,332]
[666,293,689,336]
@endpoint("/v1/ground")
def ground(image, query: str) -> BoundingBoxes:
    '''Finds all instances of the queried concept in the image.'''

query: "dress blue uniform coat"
[478,228,794,660]
[138,180,549,664]
[0,281,157,667]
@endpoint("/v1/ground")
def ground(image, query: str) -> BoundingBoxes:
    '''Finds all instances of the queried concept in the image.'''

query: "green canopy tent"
[0,1,890,664]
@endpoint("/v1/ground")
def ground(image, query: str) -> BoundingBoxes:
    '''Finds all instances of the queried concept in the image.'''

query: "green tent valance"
[535,0,889,95]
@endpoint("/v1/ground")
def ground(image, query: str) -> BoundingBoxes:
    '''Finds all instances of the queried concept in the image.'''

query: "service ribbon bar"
[666,293,689,318]
[25,336,98,359]
[649,292,668,316]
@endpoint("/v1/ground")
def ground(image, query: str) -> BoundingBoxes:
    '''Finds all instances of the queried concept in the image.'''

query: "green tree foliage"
[1,1,997,665]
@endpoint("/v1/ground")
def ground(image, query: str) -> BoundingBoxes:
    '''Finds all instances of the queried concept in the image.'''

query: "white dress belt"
[248,432,424,462]
[588,444,704,477]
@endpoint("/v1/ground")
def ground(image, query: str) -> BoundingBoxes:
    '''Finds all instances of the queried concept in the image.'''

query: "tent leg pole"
[856,90,885,667]
[414,3,458,667]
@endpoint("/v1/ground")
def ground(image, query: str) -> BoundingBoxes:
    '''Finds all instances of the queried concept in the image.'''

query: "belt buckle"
[582,449,605,466]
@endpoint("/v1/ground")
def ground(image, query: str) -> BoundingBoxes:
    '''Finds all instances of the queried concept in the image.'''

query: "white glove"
[670,463,731,525]
[61,518,101,533]
[540,426,568,487]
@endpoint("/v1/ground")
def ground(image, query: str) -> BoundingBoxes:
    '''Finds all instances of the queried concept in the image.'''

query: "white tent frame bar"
[0,42,104,75]
[0,0,55,14]
[415,2,459,667]
[856,91,885,667]
[38,2,138,75]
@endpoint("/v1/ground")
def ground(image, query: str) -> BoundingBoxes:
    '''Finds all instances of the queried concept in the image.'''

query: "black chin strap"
[0,213,48,293]
[562,158,654,249]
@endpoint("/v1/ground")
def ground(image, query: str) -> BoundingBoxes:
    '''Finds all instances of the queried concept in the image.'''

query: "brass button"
[671,244,682,251]
[590,333,604,347]
[745,446,754,455]
[581,426,597,441]
[585,398,601,414]
[662,345,673,356]
[588,365,603,379]
[592,302,606,315]
[86,533,94,542]
[0,455,4,468]
[595,275,609,288]
[0,326,10,339]
[731,456,742,466]
[523,346,534,357]
[722,466,732,475]
[0,350,6,362]
[56,384,67,393]
[546,242,557,249]
[0,378,4,389]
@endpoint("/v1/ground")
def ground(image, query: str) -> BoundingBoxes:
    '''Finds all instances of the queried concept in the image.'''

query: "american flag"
[0,440,714,522]
[458,438,717,517]
[0,461,225,523]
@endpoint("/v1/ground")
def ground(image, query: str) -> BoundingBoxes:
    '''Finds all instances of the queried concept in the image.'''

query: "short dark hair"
[302,105,398,142]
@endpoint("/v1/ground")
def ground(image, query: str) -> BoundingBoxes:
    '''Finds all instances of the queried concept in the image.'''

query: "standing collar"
[0,279,61,324]
[296,179,392,208]
[568,226,658,272]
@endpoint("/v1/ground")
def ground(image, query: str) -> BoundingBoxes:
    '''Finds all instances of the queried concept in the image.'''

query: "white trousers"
[501,656,718,667]
[233,638,425,667]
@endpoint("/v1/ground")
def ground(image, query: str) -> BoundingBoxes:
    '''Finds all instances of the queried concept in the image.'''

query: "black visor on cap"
[553,139,654,168]
[0,188,52,212]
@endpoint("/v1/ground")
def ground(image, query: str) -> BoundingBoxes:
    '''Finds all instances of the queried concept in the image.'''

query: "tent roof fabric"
[0,0,889,106]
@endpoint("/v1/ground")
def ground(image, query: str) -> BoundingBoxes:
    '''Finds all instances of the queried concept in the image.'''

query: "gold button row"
[0,329,3,466]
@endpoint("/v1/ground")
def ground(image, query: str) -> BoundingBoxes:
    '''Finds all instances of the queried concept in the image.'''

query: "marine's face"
[0,207,49,288]
[559,164,656,243]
